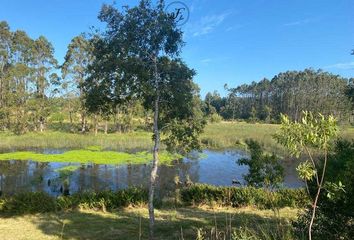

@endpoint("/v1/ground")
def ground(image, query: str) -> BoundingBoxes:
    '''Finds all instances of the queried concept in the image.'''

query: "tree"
[61,34,94,132]
[238,139,284,189]
[294,140,354,239]
[84,1,205,238]
[274,111,338,240]
[31,36,58,132]
[223,69,351,122]
[0,21,12,130]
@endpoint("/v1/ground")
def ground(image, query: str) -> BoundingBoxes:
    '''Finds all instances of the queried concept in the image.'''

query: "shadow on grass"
[2,207,293,240]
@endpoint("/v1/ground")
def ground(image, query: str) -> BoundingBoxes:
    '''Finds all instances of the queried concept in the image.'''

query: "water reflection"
[0,150,303,197]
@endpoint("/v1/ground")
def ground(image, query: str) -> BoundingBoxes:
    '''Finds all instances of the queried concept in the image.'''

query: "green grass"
[201,122,282,152]
[0,206,299,240]
[0,131,153,152]
[0,122,353,153]
[0,148,181,165]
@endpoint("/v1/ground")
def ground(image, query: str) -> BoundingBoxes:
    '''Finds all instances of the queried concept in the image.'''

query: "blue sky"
[1,0,353,97]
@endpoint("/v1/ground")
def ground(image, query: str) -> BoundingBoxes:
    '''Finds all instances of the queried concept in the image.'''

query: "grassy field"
[0,122,353,153]
[0,206,298,240]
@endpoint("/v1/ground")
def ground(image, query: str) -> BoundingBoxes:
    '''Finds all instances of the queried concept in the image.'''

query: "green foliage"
[0,192,56,214]
[209,113,223,123]
[296,161,316,181]
[0,185,309,215]
[274,111,339,239]
[0,188,148,214]
[162,118,206,154]
[49,112,65,123]
[0,21,57,133]
[212,69,352,122]
[180,184,309,209]
[238,139,284,188]
[293,140,354,240]
[274,111,338,157]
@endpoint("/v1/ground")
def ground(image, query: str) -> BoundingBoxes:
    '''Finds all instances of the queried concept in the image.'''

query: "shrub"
[180,184,309,209]
[209,113,223,123]
[293,140,354,240]
[0,192,56,214]
[238,139,284,189]
[0,187,148,215]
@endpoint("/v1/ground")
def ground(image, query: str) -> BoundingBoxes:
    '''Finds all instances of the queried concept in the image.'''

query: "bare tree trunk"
[104,120,108,134]
[81,112,86,133]
[39,121,44,132]
[149,58,160,240]
[39,117,44,132]
[94,114,98,136]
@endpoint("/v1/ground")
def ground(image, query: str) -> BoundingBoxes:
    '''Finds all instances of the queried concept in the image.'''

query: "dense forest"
[205,70,354,123]
[1,20,353,135]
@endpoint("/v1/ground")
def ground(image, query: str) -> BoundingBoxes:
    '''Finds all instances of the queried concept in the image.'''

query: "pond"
[0,149,303,197]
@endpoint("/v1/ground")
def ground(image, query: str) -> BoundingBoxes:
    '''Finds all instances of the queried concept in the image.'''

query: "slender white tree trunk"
[308,149,328,240]
[104,120,108,134]
[81,112,86,133]
[149,58,160,240]
[94,114,98,136]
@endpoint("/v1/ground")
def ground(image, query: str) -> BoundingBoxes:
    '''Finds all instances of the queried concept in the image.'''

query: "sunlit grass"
[0,206,299,240]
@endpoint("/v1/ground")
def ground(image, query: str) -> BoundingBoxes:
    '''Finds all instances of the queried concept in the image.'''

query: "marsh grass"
[0,206,298,240]
[0,122,353,153]
[0,131,153,152]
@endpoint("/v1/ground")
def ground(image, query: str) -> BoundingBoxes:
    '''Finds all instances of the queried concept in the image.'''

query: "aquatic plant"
[0,148,182,165]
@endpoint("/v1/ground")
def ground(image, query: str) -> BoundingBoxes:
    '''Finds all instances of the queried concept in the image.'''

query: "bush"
[209,113,223,123]
[0,192,57,214]
[180,184,309,209]
[0,187,148,215]
[238,139,284,188]
[0,185,308,215]
[293,140,354,240]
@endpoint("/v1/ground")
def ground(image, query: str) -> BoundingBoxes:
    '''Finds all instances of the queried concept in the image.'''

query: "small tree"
[84,1,205,238]
[238,139,284,189]
[273,111,338,240]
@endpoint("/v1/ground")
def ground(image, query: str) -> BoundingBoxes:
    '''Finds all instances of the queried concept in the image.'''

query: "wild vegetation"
[0,0,353,239]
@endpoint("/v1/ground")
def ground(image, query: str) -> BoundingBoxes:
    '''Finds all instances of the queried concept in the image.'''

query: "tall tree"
[31,36,57,132]
[61,34,93,132]
[84,1,205,238]
[0,21,13,130]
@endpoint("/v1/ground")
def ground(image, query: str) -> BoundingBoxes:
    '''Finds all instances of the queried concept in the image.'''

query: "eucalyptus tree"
[0,21,12,129]
[31,36,57,132]
[84,1,205,238]
[222,69,351,122]
[8,29,34,133]
[62,34,94,132]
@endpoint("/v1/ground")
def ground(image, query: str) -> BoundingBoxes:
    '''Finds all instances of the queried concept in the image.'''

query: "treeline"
[0,21,152,134]
[204,69,354,123]
[0,21,58,134]
[1,20,353,135]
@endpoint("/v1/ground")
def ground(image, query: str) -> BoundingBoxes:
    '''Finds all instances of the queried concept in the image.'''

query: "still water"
[0,149,303,197]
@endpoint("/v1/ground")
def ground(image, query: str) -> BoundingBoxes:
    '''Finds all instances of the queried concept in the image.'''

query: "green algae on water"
[0,148,182,165]
[55,165,81,178]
